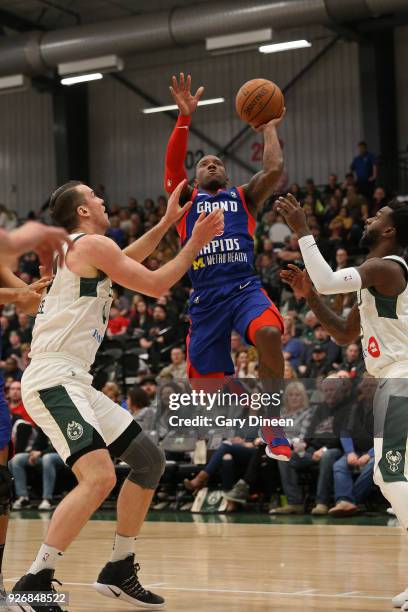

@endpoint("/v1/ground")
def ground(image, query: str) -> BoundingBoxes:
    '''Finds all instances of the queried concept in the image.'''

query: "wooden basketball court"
[5,515,407,611]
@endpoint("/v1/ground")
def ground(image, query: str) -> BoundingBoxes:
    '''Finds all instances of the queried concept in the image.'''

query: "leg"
[353,458,375,504]
[332,454,355,503]
[279,461,303,505]
[8,453,30,500]
[315,448,342,506]
[41,453,63,502]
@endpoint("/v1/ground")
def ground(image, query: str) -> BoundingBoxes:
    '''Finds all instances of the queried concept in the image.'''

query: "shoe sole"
[222,494,246,504]
[93,582,165,609]
[265,446,290,462]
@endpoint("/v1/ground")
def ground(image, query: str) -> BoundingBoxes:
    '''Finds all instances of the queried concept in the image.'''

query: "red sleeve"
[164,114,191,193]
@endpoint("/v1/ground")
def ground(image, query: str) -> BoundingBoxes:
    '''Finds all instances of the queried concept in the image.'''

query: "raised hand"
[192,209,224,247]
[280,263,312,299]
[170,73,205,116]
[254,107,286,132]
[275,193,309,235]
[163,179,192,225]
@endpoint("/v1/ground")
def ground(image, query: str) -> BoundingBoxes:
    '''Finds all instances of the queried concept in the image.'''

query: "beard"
[359,227,380,249]
[201,176,226,192]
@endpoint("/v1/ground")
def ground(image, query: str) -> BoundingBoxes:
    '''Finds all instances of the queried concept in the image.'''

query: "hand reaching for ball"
[254,107,286,132]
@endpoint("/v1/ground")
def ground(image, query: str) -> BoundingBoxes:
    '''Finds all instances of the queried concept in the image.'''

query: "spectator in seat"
[106,215,127,248]
[107,306,130,337]
[127,299,153,338]
[351,141,378,197]
[101,381,122,404]
[16,313,33,343]
[324,174,339,199]
[329,376,376,517]
[302,345,331,379]
[10,428,65,511]
[334,248,349,271]
[230,332,244,365]
[7,380,35,426]
[282,316,304,369]
[338,343,365,377]
[300,324,341,372]
[284,362,298,380]
[235,350,256,378]
[300,311,318,344]
[140,305,175,371]
[371,186,387,215]
[139,375,158,405]
[159,347,187,380]
[4,356,22,381]
[127,386,156,431]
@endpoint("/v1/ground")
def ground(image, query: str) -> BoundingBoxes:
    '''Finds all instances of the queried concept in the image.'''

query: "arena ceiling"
[0,0,200,31]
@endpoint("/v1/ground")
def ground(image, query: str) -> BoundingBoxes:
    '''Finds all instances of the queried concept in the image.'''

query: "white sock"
[110,533,135,563]
[29,544,63,575]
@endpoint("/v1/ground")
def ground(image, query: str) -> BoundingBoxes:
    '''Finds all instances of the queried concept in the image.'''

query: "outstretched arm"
[276,195,406,297]
[280,264,361,345]
[164,73,203,200]
[0,264,52,315]
[124,180,192,262]
[68,209,224,298]
[242,111,285,215]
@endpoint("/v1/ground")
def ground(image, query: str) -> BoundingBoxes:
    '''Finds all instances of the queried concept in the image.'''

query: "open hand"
[280,264,312,299]
[254,107,286,132]
[192,209,224,247]
[275,193,309,234]
[163,179,192,225]
[170,73,205,116]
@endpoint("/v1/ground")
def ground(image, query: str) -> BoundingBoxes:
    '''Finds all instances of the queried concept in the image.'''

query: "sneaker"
[12,497,31,510]
[38,500,53,511]
[311,503,329,515]
[12,568,65,611]
[392,587,408,607]
[93,554,165,609]
[259,428,291,462]
[401,600,408,611]
[269,504,303,515]
[328,501,358,518]
[223,480,249,504]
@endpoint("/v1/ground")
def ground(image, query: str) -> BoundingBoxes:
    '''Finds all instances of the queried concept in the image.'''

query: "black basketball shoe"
[12,568,66,611]
[93,554,165,609]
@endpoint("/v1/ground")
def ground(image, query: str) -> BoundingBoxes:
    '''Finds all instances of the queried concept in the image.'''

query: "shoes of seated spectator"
[93,553,165,609]
[259,429,291,462]
[269,504,303,515]
[392,587,408,608]
[310,503,329,515]
[12,496,31,510]
[184,470,208,492]
[223,480,249,504]
[12,568,66,611]
[328,500,358,518]
[38,499,53,511]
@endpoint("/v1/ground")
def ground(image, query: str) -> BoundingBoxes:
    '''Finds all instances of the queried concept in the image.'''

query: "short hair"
[128,386,150,409]
[388,200,408,249]
[358,141,367,147]
[49,180,84,232]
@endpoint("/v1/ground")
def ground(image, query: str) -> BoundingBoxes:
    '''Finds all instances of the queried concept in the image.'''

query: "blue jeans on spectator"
[205,442,256,491]
[280,448,343,506]
[9,452,64,500]
[333,454,375,504]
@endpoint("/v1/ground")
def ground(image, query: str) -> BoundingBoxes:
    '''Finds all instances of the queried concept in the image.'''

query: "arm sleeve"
[298,235,362,295]
[164,114,191,194]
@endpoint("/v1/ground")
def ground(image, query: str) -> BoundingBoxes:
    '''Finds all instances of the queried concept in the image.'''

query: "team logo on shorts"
[386,450,402,473]
[67,421,84,441]
[368,336,380,358]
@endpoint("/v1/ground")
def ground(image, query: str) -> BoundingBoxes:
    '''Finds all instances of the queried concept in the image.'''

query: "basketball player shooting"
[164,73,290,461]
[12,178,223,611]
[278,193,408,610]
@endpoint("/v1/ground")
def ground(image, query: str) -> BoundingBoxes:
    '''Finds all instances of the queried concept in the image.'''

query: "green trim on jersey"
[39,385,95,456]
[368,287,398,319]
[379,395,408,483]
[79,272,107,297]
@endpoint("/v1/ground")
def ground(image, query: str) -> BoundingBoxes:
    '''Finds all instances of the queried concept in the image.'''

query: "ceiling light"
[58,54,123,76]
[142,98,225,114]
[0,74,29,94]
[259,40,312,54]
[61,73,103,86]
[206,29,272,52]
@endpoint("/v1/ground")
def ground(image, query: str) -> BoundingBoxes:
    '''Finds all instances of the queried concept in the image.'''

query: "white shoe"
[38,499,53,511]
[11,496,31,510]
[392,587,408,607]
[401,601,408,611]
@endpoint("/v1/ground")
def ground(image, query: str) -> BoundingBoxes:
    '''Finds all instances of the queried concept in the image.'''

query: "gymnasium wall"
[395,25,408,153]
[0,88,56,217]
[88,26,362,204]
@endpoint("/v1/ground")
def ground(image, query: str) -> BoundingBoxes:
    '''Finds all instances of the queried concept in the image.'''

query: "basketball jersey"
[177,186,256,289]
[358,255,408,377]
[29,233,113,369]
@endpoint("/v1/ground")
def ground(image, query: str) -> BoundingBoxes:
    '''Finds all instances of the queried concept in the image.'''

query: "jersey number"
[185,150,204,170]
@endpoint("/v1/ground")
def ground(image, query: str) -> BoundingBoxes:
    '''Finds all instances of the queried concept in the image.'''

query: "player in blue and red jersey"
[164,73,290,461]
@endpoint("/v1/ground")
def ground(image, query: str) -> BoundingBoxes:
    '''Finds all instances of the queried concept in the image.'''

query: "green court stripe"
[39,385,95,456]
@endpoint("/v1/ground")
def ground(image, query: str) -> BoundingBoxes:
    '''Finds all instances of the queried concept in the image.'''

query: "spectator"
[139,375,158,404]
[127,386,156,430]
[159,347,187,380]
[4,356,22,381]
[351,141,378,196]
[338,343,365,377]
[282,316,304,369]
[302,345,331,379]
[107,306,130,337]
[301,311,318,344]
[101,381,121,403]
[127,299,153,338]
[231,332,244,364]
[10,428,65,511]
[284,362,298,379]
[235,350,256,378]
[4,330,22,359]
[16,313,33,343]
[106,215,127,248]
[301,324,341,371]
[7,380,35,425]
[324,174,339,199]
[140,305,175,371]
[371,186,387,215]
[334,248,349,271]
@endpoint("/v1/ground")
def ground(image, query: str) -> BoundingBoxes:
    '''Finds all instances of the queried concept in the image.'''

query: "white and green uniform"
[357,255,408,491]
[22,233,135,464]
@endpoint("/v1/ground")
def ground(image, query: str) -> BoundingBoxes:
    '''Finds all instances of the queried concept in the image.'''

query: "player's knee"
[222,453,233,461]
[87,466,117,499]
[120,431,166,490]
[256,326,282,351]
[0,465,13,515]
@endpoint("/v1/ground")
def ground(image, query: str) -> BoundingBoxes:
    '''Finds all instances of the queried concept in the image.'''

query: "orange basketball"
[235,78,284,128]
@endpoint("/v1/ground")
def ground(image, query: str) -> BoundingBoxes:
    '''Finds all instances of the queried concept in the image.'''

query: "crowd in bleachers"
[3,140,394,515]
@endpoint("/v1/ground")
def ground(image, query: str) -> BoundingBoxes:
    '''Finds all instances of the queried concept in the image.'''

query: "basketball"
[235,78,284,128]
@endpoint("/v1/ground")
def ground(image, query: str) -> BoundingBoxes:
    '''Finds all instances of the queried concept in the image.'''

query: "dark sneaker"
[93,554,165,609]
[223,479,249,504]
[12,568,65,611]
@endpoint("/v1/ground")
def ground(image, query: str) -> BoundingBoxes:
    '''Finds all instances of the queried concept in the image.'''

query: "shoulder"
[67,234,120,276]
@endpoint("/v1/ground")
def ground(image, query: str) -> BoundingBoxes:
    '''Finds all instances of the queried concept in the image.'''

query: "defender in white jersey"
[13,179,223,612]
[278,195,408,610]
